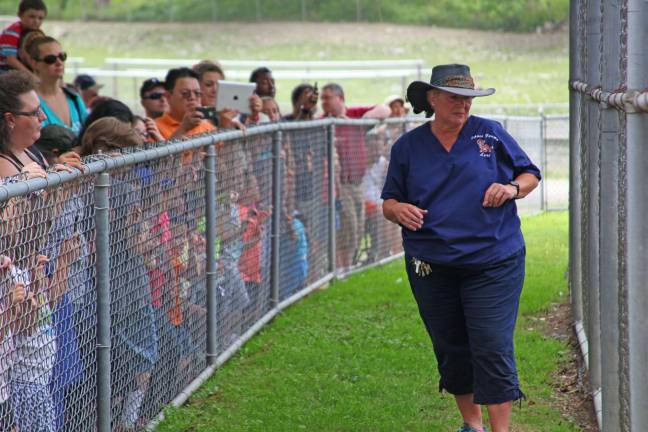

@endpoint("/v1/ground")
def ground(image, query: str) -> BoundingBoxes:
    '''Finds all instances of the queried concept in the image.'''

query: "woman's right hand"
[384,199,427,231]
[20,162,47,180]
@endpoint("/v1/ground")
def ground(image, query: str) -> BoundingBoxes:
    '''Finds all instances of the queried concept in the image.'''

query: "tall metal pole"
[584,0,602,399]
[539,110,547,212]
[568,0,584,329]
[271,130,283,306]
[598,0,622,428]
[205,143,218,365]
[623,0,648,428]
[94,173,111,432]
[327,124,337,276]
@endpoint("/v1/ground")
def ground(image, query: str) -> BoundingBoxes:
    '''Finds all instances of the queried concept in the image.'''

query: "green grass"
[156,212,577,432]
[39,21,568,113]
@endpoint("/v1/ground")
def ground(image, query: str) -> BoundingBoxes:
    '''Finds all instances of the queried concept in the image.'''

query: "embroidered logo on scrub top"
[471,134,497,158]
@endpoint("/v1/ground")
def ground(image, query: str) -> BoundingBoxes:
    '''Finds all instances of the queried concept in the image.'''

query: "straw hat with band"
[406,64,495,117]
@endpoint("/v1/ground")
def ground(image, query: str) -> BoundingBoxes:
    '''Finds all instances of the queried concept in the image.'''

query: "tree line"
[0,0,568,33]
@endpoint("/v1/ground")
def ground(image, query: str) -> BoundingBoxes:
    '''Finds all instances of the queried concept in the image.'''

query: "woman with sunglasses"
[28,36,87,136]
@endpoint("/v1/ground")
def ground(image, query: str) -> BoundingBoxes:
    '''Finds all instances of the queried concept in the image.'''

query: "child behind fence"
[9,258,57,432]
[217,190,249,345]
[1,192,59,432]
[0,254,16,430]
[238,173,271,320]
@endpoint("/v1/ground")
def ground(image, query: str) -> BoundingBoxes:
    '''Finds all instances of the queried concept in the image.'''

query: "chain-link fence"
[0,114,562,431]
[569,0,648,430]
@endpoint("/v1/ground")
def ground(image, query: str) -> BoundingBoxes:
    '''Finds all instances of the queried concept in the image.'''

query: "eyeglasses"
[143,92,165,100]
[36,52,67,65]
[13,106,43,118]
[179,89,202,100]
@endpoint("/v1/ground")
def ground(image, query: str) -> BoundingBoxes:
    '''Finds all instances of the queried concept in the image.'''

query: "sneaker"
[457,425,488,432]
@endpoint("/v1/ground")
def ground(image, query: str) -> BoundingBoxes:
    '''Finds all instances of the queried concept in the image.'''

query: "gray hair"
[322,83,345,100]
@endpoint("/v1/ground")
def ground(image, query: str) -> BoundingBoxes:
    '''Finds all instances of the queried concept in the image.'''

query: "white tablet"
[216,80,257,114]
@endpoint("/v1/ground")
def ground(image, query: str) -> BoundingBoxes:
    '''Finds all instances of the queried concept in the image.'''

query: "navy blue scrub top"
[381,115,542,266]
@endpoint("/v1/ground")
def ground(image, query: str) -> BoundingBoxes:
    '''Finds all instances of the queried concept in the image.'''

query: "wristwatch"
[508,181,520,199]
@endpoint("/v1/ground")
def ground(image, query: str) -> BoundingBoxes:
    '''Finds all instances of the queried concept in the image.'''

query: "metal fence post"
[623,0,648,428]
[94,172,111,432]
[327,123,337,276]
[585,0,602,405]
[271,130,283,306]
[539,110,547,211]
[568,0,583,327]
[204,143,218,365]
[111,62,118,99]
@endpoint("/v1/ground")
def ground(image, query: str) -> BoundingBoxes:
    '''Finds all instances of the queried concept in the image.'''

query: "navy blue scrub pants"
[405,248,526,405]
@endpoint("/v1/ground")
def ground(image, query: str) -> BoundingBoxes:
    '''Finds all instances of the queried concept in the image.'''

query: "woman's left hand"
[52,163,75,174]
[57,151,85,171]
[482,183,516,208]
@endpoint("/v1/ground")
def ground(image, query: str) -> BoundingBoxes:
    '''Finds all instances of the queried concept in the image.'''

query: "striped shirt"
[0,21,23,68]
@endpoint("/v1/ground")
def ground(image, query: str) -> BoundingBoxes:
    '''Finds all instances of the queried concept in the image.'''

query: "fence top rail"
[0,118,379,201]
[104,58,425,69]
[0,114,553,202]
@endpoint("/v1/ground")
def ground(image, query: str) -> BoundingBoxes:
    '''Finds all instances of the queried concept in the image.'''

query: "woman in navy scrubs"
[381,64,541,432]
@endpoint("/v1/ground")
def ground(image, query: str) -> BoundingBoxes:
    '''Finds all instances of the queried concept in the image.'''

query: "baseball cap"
[74,74,104,91]
[34,125,77,162]
[140,78,165,98]
[384,95,405,106]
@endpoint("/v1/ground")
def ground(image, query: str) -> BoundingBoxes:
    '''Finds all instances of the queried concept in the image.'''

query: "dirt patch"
[539,303,598,431]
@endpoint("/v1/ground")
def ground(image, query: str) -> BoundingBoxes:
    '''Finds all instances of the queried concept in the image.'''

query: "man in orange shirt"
[156,67,215,140]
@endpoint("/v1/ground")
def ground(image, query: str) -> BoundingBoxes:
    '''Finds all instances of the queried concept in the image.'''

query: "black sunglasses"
[143,92,165,100]
[37,52,67,65]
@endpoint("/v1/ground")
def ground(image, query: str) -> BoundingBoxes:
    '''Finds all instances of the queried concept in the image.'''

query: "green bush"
[0,0,568,33]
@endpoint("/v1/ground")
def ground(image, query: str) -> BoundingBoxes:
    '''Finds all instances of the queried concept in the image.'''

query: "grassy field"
[39,21,569,114]
[156,212,577,432]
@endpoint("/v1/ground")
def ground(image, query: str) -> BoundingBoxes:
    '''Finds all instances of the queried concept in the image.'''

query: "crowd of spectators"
[0,1,411,430]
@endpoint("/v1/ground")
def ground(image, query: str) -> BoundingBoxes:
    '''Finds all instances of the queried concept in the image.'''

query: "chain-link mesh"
[333,123,376,271]
[216,134,274,347]
[544,116,570,211]
[101,148,208,429]
[0,175,97,432]
[502,117,544,213]
[0,114,554,431]
[281,127,329,299]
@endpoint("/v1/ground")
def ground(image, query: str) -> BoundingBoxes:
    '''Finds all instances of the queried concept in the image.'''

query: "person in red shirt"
[0,0,47,73]
[320,83,369,269]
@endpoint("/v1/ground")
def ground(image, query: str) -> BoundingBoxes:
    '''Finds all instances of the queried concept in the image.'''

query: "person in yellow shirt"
[155,67,215,140]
